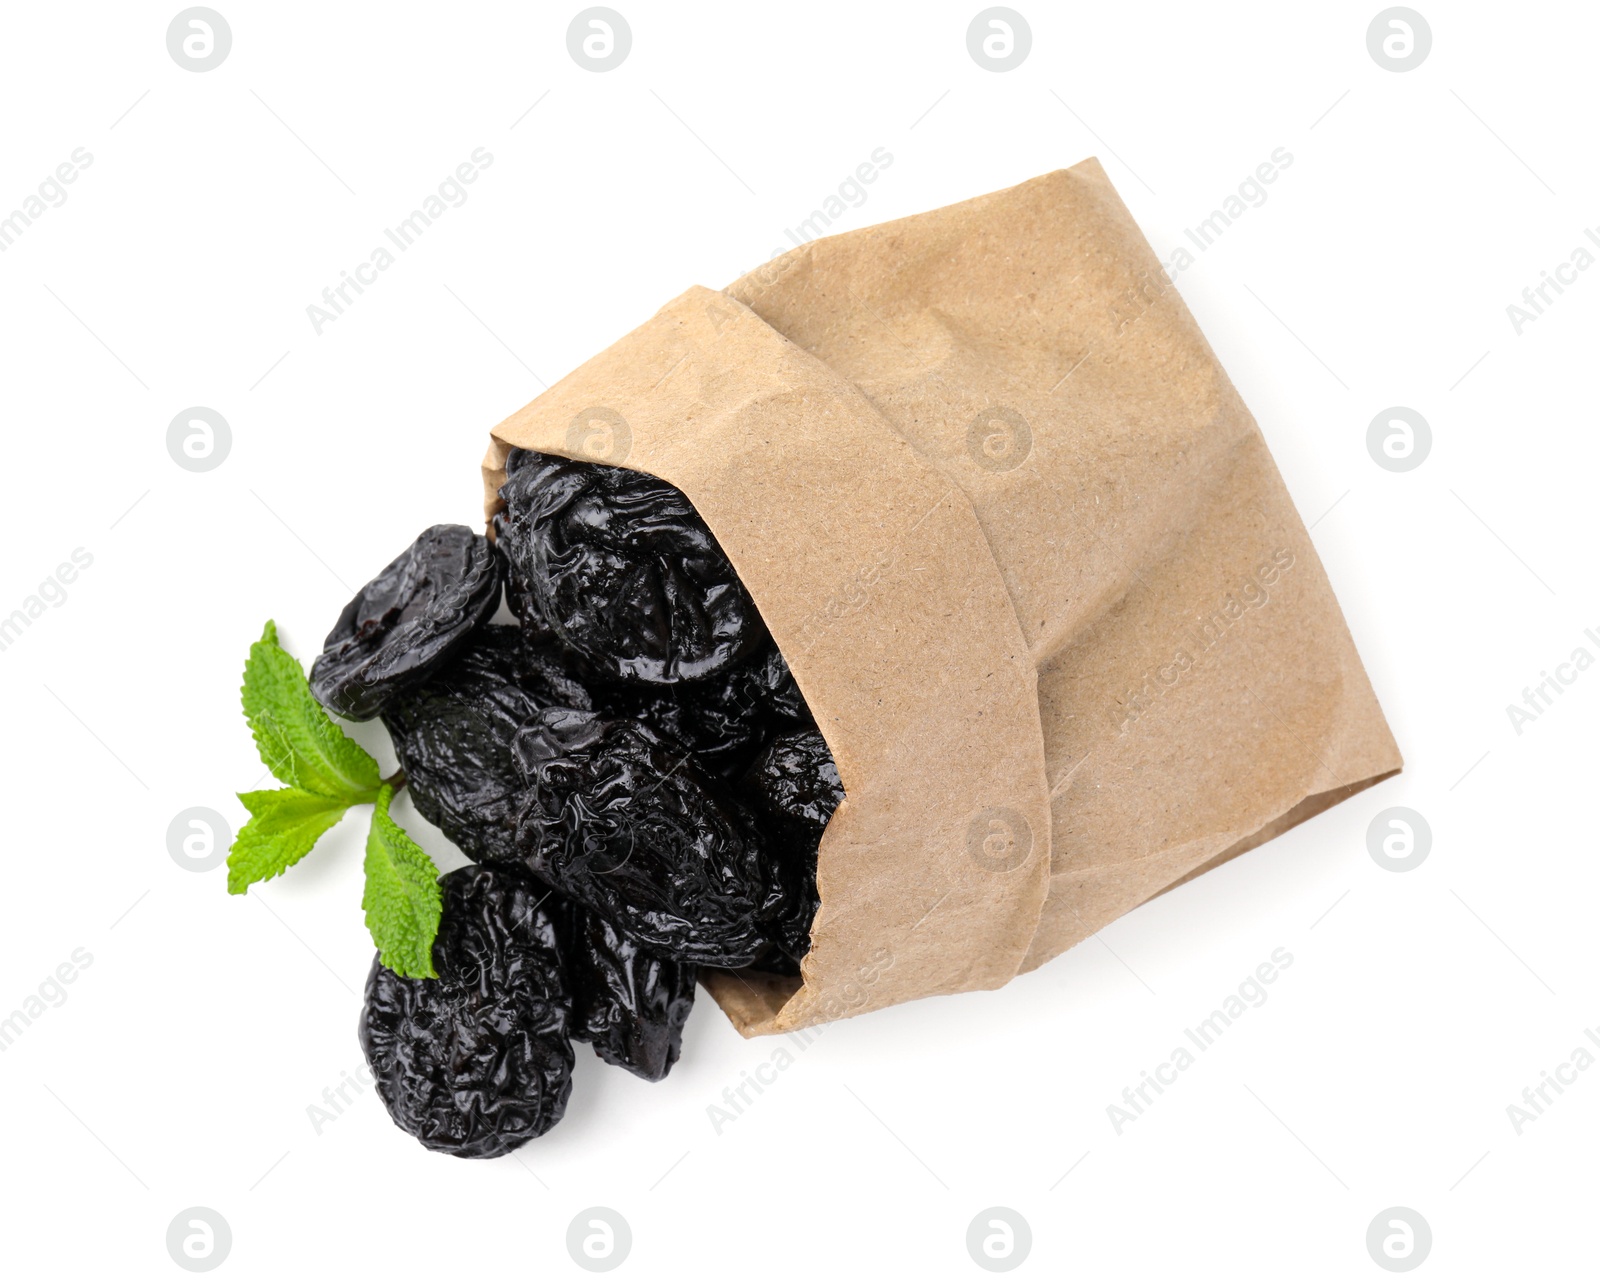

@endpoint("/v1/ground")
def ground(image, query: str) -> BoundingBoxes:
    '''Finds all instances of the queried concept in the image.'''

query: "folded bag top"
[485,159,1401,1036]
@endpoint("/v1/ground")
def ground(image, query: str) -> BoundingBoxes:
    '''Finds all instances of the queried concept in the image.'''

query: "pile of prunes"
[308,448,842,1158]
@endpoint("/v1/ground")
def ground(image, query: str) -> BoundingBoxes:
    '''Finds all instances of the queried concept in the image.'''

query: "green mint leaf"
[362,784,442,979]
[242,620,381,801]
[227,787,352,895]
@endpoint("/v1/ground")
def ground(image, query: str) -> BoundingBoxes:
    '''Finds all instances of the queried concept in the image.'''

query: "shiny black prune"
[556,902,696,1082]
[739,729,843,969]
[310,524,501,721]
[598,643,812,780]
[495,448,768,685]
[741,729,844,850]
[513,711,796,966]
[359,865,573,1159]
[382,628,591,862]
[739,644,811,726]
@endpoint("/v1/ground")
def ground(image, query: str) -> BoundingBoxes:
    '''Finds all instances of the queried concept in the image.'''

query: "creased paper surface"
[486,160,1401,1034]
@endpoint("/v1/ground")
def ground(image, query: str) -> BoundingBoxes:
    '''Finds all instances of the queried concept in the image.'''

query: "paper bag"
[483,159,1402,1036]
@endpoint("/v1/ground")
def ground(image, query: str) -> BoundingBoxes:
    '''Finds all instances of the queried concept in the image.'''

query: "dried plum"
[359,864,573,1158]
[739,644,811,726]
[598,643,812,780]
[513,711,796,966]
[557,902,696,1082]
[382,628,591,862]
[741,728,844,851]
[310,524,501,721]
[495,448,767,685]
[739,729,843,968]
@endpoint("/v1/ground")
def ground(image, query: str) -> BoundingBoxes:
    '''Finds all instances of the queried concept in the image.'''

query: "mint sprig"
[242,620,381,800]
[363,784,444,979]
[227,621,441,979]
[229,787,351,894]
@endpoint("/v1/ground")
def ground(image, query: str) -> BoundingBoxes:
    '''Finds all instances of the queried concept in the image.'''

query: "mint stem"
[382,768,408,794]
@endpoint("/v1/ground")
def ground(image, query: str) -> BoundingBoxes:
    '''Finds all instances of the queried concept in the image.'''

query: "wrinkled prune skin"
[597,681,759,779]
[382,628,591,863]
[739,729,844,969]
[741,729,844,848]
[359,865,573,1159]
[556,902,697,1082]
[514,712,796,966]
[495,448,768,685]
[311,524,501,721]
[598,642,813,780]
[739,644,811,726]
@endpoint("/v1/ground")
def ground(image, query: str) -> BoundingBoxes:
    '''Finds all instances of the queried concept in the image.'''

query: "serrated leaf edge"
[225,786,352,896]
[240,619,381,802]
[362,784,442,980]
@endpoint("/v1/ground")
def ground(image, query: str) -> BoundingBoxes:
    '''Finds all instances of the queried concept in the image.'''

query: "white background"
[1,1,1595,1275]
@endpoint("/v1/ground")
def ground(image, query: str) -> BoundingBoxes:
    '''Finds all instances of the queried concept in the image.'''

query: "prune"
[738,644,811,726]
[739,729,844,968]
[556,901,697,1082]
[359,864,573,1158]
[310,524,501,721]
[741,729,844,851]
[495,448,768,685]
[513,711,796,966]
[598,643,812,780]
[382,627,591,863]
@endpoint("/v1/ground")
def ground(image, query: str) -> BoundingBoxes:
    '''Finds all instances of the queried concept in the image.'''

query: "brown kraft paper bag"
[482,158,1403,1036]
